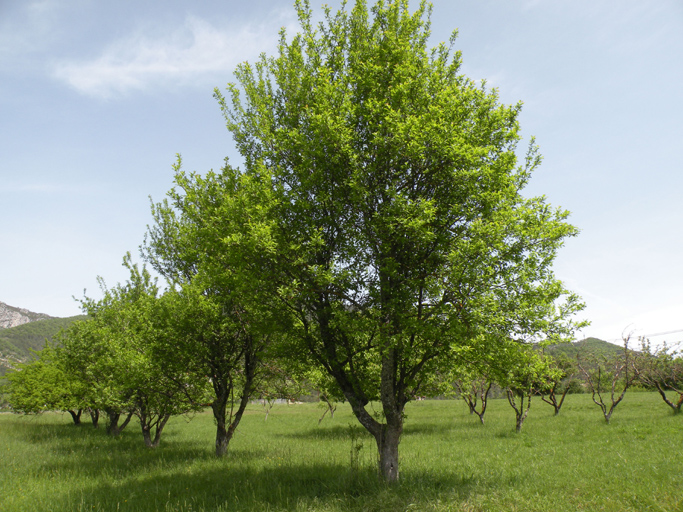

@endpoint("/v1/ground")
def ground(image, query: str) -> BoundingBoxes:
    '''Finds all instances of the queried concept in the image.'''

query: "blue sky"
[1,0,682,345]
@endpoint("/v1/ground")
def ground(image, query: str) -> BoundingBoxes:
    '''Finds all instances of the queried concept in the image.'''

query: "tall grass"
[0,393,680,511]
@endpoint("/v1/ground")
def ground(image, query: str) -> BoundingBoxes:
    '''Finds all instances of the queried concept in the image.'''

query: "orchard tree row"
[449,336,683,428]
[6,254,305,450]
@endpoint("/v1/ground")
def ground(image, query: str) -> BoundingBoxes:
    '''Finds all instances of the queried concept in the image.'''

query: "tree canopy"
[148,0,587,481]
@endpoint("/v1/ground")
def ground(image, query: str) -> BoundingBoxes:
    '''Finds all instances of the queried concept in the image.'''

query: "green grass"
[1,393,681,511]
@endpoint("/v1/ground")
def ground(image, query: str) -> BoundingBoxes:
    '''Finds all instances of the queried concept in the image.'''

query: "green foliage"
[144,167,285,454]
[207,0,585,481]
[5,345,89,416]
[635,338,683,412]
[494,344,558,431]
[58,254,208,445]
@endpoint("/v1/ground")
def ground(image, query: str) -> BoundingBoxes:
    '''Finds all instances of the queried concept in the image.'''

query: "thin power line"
[595,328,683,345]
[638,329,683,338]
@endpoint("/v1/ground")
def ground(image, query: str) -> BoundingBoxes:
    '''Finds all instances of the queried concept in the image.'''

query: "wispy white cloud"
[52,15,293,98]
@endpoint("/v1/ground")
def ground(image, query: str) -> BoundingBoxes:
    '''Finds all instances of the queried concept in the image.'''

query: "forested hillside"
[546,337,628,359]
[0,315,86,375]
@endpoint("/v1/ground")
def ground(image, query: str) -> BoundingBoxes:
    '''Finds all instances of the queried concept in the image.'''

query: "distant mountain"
[0,301,53,329]
[545,337,628,359]
[0,302,86,376]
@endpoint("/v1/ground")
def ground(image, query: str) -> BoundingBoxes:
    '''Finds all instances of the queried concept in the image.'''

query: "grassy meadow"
[1,393,681,512]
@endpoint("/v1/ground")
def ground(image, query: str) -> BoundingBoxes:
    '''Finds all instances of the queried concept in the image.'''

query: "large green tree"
[168,0,584,481]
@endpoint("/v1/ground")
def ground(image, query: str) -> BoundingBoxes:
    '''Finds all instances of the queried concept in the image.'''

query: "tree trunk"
[105,409,120,435]
[150,415,169,448]
[89,408,99,428]
[262,399,275,421]
[507,389,531,433]
[213,387,253,456]
[141,413,171,448]
[211,343,257,457]
[142,428,154,447]
[68,409,82,425]
[319,399,337,424]
[106,408,133,437]
[541,382,569,416]
[515,413,524,432]
[212,387,230,457]
[655,383,683,414]
[377,348,403,483]
[471,382,491,424]
[376,422,401,483]
[137,399,172,448]
[313,299,405,483]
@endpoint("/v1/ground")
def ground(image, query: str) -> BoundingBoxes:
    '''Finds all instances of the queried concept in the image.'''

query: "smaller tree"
[501,348,556,432]
[5,345,90,424]
[61,255,207,446]
[153,285,265,455]
[312,370,346,425]
[635,338,683,414]
[577,333,637,424]
[454,373,493,425]
[254,361,306,421]
[540,352,578,416]
[57,312,136,436]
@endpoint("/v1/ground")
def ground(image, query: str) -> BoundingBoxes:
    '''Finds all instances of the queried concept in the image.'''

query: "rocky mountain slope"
[0,301,53,329]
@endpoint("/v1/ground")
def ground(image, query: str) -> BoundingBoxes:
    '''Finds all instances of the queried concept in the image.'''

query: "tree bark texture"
[336,344,406,483]
[138,400,172,448]
[506,389,531,433]
[105,408,133,437]
[541,383,570,416]
[89,408,100,428]
[376,422,401,483]
[211,338,257,457]
[68,409,82,425]
[212,385,230,457]
[654,383,683,413]
[141,414,171,448]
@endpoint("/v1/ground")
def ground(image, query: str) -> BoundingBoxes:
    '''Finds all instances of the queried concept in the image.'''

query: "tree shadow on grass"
[44,434,272,479]
[6,415,269,478]
[402,420,460,436]
[278,423,373,441]
[50,460,483,512]
[279,419,459,442]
